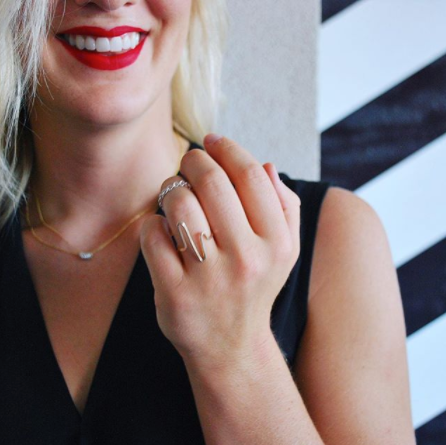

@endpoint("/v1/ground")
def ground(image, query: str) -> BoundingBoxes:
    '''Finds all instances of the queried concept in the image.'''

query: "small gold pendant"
[79,252,94,260]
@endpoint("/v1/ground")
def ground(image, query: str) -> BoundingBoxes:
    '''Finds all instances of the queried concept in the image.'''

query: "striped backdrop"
[320,1,446,443]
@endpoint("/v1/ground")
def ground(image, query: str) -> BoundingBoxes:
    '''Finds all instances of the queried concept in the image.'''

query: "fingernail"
[272,164,286,188]
[272,164,282,183]
[204,133,223,146]
[272,163,280,180]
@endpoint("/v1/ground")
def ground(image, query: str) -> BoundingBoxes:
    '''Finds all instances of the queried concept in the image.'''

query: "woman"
[0,0,416,443]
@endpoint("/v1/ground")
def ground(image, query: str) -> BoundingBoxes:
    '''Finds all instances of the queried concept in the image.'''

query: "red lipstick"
[56,26,148,71]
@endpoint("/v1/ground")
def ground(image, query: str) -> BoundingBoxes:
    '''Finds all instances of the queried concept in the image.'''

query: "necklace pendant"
[79,252,94,260]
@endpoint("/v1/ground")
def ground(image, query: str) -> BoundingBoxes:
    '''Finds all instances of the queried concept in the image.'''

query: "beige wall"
[217,0,320,181]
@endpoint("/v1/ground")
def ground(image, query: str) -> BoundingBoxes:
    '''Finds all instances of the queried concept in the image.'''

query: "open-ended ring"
[176,221,213,262]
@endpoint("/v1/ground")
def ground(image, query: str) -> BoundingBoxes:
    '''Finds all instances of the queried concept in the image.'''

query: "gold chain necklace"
[24,131,187,261]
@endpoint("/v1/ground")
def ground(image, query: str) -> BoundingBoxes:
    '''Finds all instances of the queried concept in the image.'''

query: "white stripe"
[355,134,446,268]
[319,0,446,131]
[355,136,446,428]
[407,313,446,428]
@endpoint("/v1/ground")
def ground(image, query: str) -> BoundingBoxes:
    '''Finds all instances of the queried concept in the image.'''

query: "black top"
[0,141,331,444]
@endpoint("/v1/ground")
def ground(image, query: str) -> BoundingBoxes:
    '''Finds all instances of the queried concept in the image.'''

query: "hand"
[140,135,301,370]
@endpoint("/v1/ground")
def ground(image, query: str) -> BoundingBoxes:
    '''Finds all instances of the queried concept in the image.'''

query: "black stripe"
[398,237,446,337]
[321,54,446,190]
[415,409,446,444]
[322,0,359,23]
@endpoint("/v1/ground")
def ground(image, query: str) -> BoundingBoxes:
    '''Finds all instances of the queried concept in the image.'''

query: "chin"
[36,72,159,127]
[70,92,155,127]
[38,41,161,124]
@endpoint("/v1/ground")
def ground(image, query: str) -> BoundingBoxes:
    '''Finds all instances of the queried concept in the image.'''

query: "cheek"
[148,0,192,20]
[50,1,80,29]
[150,0,192,61]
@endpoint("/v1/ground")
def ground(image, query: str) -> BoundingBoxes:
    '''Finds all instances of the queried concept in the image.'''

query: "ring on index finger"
[158,179,214,263]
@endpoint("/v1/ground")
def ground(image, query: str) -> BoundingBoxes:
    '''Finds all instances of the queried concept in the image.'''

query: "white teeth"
[96,37,110,52]
[122,34,131,50]
[65,32,142,53]
[85,36,96,51]
[75,35,85,50]
[131,32,140,49]
[110,36,122,52]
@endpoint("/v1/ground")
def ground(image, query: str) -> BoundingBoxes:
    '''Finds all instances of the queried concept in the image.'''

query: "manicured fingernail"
[204,133,223,146]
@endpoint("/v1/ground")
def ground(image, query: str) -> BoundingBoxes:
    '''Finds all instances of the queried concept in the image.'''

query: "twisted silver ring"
[158,179,192,209]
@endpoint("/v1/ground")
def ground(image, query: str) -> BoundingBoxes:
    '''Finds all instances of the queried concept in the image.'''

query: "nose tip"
[74,0,135,11]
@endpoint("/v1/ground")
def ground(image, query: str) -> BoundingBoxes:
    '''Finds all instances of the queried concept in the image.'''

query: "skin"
[21,0,416,443]
[29,0,193,240]
[143,140,417,444]
[291,187,417,444]
[25,0,196,415]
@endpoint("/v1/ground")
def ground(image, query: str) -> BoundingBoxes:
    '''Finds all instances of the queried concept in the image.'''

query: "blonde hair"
[0,0,228,230]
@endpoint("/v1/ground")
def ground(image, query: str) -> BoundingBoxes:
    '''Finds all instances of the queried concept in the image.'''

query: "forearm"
[183,332,325,445]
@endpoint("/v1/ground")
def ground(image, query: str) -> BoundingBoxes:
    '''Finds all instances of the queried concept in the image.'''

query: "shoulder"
[277,175,381,244]
[319,185,381,230]
[291,185,416,443]
[309,185,392,302]
[279,179,389,302]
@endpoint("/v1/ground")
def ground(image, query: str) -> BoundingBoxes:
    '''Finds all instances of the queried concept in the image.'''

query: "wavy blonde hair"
[0,0,228,230]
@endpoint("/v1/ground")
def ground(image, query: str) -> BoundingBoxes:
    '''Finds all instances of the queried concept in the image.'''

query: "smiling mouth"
[56,31,148,56]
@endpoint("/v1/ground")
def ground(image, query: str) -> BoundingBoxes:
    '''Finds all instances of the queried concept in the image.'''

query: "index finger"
[203,135,289,241]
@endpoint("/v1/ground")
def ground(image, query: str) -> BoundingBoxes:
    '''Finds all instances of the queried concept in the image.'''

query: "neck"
[26,91,188,244]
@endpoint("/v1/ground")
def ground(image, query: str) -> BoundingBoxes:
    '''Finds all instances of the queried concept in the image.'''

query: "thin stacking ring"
[176,221,213,262]
[158,180,213,262]
[158,180,192,209]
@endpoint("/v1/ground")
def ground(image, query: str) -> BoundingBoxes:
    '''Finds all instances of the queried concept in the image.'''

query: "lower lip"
[57,34,147,71]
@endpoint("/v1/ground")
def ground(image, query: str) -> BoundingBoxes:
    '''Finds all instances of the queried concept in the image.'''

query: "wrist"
[182,329,284,381]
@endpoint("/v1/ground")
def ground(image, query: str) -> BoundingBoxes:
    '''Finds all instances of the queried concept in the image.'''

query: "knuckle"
[239,163,267,185]
[293,193,302,208]
[293,192,302,206]
[223,141,240,152]
[181,147,207,168]
[280,181,301,203]
[236,251,264,279]
[196,168,226,191]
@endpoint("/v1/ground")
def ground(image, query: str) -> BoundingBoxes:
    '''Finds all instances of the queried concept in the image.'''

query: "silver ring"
[176,221,213,262]
[158,180,192,209]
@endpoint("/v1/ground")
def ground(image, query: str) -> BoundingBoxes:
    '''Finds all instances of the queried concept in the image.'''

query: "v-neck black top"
[0,141,331,444]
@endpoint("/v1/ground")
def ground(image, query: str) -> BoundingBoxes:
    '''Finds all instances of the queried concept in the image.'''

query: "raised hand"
[140,134,301,370]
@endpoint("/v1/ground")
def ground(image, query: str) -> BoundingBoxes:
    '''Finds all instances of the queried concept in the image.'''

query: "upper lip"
[57,26,148,37]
